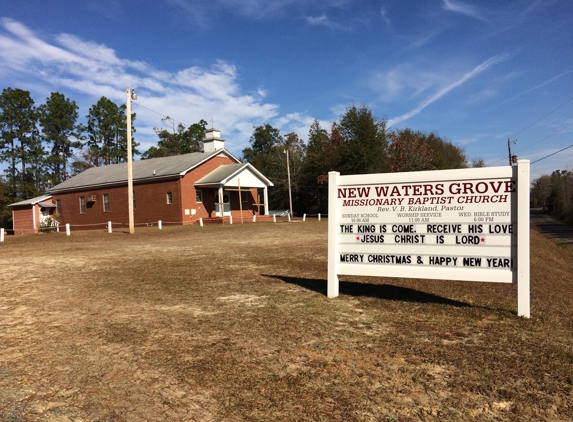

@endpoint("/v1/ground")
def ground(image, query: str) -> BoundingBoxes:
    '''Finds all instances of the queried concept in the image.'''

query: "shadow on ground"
[265,274,471,308]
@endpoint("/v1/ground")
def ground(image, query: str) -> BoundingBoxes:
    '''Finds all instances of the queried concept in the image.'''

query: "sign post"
[328,161,530,317]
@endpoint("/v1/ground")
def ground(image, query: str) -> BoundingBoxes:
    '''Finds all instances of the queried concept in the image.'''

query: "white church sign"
[327,161,530,318]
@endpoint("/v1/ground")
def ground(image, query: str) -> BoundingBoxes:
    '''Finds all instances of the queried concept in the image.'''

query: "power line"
[487,156,508,166]
[516,120,573,153]
[487,118,573,166]
[512,95,573,139]
[531,143,573,164]
[132,102,167,118]
[486,95,573,165]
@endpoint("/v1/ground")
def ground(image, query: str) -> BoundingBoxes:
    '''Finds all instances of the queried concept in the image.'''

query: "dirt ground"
[0,220,572,421]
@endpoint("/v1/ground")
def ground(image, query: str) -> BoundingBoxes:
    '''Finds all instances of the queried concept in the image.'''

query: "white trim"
[328,171,340,298]
[224,163,273,187]
[194,163,274,188]
[516,160,530,317]
[178,149,240,176]
[218,187,225,218]
[337,166,512,186]
[8,194,52,207]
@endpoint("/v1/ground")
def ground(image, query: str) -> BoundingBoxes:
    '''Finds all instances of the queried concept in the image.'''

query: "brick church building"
[8,128,273,233]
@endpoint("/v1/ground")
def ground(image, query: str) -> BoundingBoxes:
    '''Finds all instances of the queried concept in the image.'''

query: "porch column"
[218,186,224,218]
[33,205,37,231]
[263,187,269,216]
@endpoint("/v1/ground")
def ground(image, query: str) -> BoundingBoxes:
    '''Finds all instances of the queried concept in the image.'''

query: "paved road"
[530,208,573,244]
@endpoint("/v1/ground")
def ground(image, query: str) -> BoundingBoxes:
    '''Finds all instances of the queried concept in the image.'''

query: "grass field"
[0,220,572,421]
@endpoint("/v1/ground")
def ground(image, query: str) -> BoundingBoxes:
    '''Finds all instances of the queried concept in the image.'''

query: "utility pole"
[285,149,293,218]
[508,138,517,166]
[126,87,137,234]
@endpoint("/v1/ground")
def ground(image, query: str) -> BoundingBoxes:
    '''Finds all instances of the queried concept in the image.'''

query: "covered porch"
[194,163,274,223]
[8,194,60,235]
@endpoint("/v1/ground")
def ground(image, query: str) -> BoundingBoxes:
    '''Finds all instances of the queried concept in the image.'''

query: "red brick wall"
[51,154,265,230]
[11,206,37,235]
[53,178,182,230]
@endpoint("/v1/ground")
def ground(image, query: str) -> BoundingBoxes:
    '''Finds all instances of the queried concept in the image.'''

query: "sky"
[0,0,572,181]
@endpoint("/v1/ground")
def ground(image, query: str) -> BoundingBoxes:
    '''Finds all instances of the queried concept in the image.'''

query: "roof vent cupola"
[202,127,225,153]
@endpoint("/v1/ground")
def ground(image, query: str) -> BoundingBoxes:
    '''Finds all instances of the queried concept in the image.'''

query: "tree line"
[1,86,478,227]
[531,170,573,223]
[243,104,476,215]
[0,87,142,226]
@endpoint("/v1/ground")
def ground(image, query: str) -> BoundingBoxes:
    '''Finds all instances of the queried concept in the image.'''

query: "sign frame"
[327,160,530,318]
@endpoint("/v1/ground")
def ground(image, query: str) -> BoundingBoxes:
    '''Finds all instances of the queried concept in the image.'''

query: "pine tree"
[84,96,139,166]
[337,104,388,175]
[0,87,42,200]
[39,92,82,185]
[300,120,330,213]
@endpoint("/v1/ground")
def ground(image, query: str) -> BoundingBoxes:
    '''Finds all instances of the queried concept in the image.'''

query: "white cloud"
[494,70,573,108]
[442,0,485,20]
[167,0,353,22]
[273,111,317,140]
[220,0,302,19]
[0,18,302,156]
[380,7,391,27]
[305,15,341,30]
[330,103,349,118]
[387,54,509,128]
[368,63,446,103]
[56,34,123,65]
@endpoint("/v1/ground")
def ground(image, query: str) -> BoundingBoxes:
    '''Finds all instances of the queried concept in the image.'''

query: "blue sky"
[0,0,572,181]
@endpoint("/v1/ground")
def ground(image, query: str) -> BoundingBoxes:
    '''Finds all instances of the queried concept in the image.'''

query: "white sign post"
[328,161,530,317]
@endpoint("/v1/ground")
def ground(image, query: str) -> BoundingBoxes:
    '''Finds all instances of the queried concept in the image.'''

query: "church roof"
[48,149,238,194]
[8,194,53,207]
[195,163,248,185]
[195,163,274,187]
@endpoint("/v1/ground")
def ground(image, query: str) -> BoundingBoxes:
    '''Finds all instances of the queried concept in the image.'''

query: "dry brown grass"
[0,220,572,421]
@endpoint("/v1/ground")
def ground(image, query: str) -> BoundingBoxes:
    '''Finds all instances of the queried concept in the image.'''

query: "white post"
[288,214,291,222]
[0,228,4,242]
[126,87,135,234]
[285,149,293,218]
[517,160,531,318]
[327,172,340,298]
[158,220,162,230]
[263,187,269,216]
[230,215,233,225]
[253,215,256,223]
[303,213,306,221]
[66,223,70,236]
[199,218,203,227]
[318,213,321,221]
[218,187,224,218]
[273,215,276,223]
[108,221,112,233]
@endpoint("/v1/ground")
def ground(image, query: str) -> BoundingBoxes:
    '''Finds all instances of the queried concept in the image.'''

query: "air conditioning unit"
[89,195,97,202]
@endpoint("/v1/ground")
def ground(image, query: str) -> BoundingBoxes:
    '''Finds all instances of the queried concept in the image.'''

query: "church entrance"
[214,190,231,216]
